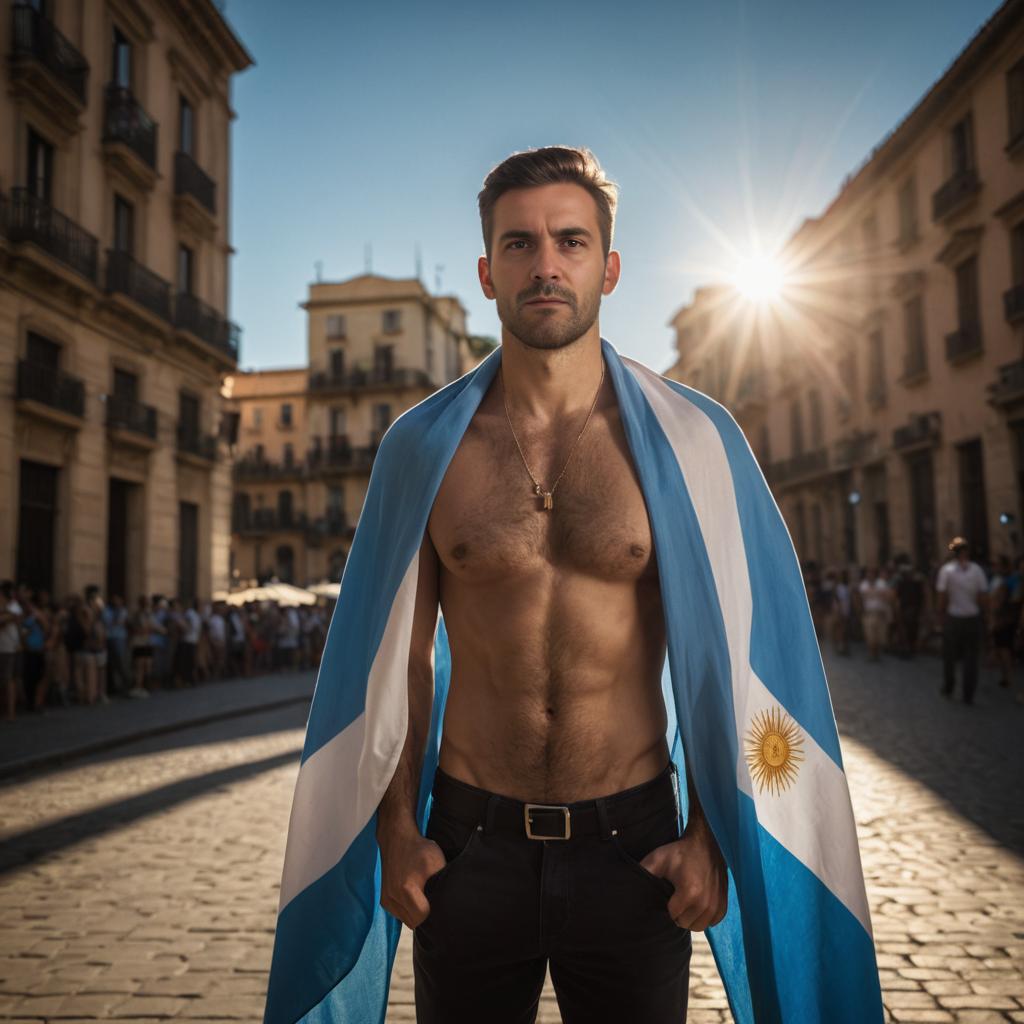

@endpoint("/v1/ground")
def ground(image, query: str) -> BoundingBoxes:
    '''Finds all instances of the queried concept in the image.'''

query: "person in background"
[228,606,248,677]
[128,595,156,698]
[894,558,925,660]
[278,604,301,672]
[857,566,891,663]
[831,569,852,656]
[988,555,1016,691]
[177,599,202,688]
[0,580,24,722]
[206,602,227,680]
[936,537,989,706]
[103,595,130,696]
[46,596,70,707]
[85,586,109,705]
[150,596,171,689]
[66,593,95,706]
[20,591,49,714]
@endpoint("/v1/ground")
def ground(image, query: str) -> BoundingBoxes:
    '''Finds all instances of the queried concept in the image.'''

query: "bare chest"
[429,410,657,583]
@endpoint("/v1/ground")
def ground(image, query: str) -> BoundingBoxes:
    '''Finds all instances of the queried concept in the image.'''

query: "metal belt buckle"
[524,803,571,840]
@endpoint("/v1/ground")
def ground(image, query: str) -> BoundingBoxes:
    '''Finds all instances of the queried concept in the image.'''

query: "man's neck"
[498,325,605,422]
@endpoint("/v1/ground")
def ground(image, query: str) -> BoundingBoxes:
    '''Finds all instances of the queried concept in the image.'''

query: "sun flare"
[732,252,787,304]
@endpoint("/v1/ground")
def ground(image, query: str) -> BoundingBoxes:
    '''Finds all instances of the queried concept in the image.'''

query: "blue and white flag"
[264,338,883,1024]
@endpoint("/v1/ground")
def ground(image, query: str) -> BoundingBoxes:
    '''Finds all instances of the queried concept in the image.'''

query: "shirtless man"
[376,147,727,1023]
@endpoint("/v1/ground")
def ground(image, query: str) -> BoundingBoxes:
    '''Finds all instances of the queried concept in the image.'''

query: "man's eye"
[563,239,582,247]
[508,240,528,250]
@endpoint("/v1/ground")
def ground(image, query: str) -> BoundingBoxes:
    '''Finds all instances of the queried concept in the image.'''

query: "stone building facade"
[0,0,251,602]
[667,0,1024,573]
[228,274,474,586]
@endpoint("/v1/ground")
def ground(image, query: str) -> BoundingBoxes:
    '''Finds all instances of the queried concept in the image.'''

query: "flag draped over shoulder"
[263,338,883,1024]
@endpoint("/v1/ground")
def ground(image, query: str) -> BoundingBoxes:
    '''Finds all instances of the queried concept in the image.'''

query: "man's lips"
[524,298,568,306]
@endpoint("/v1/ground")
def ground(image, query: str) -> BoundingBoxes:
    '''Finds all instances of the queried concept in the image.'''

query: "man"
[103,594,130,696]
[936,537,989,705]
[0,580,23,721]
[264,148,880,1024]
[857,566,891,662]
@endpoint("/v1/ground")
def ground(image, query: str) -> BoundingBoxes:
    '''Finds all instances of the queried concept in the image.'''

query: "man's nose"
[531,240,561,282]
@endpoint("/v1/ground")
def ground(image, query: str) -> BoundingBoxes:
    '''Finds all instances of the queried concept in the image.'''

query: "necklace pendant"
[534,483,543,496]
[542,491,553,511]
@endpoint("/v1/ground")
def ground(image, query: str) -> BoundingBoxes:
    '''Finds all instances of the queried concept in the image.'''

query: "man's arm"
[376,528,446,929]
[641,764,728,931]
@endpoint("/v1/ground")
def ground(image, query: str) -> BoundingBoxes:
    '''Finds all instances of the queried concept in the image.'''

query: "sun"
[744,706,805,796]
[732,251,787,304]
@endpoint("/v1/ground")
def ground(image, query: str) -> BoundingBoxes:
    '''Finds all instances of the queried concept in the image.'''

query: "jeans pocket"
[423,808,481,895]
[611,813,678,899]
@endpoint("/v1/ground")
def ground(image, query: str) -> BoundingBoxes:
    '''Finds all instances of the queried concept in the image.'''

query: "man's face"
[479,182,619,351]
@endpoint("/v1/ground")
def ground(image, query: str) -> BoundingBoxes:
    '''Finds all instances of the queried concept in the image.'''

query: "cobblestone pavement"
[0,650,1021,1023]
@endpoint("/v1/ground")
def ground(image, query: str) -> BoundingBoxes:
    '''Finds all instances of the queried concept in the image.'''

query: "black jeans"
[942,614,982,703]
[412,764,691,1024]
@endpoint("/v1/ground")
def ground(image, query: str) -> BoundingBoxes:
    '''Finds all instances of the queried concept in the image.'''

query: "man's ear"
[602,250,621,296]
[478,255,495,300]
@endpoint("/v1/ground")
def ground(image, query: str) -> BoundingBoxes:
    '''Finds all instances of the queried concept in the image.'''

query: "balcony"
[833,431,874,469]
[9,3,88,132]
[989,361,1024,410]
[764,448,829,488]
[303,513,353,547]
[3,188,98,284]
[893,411,941,451]
[175,292,240,366]
[177,426,218,465]
[945,324,983,364]
[233,454,305,481]
[233,509,309,535]
[931,168,981,222]
[306,436,377,476]
[308,365,432,397]
[1004,284,1024,325]
[173,151,217,237]
[866,381,887,409]
[106,249,172,324]
[16,358,84,427]
[106,393,157,447]
[103,85,158,189]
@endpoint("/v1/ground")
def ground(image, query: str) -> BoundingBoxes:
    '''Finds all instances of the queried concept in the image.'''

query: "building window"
[1012,221,1024,288]
[27,128,54,203]
[327,485,344,515]
[179,390,200,438]
[897,176,917,244]
[113,193,134,254]
[382,308,401,334]
[252,407,263,430]
[955,256,981,341]
[278,490,293,526]
[957,440,989,564]
[902,295,927,379]
[280,402,293,428]
[867,330,886,406]
[179,95,194,156]
[178,244,194,296]
[26,331,61,370]
[283,443,294,467]
[326,314,346,339]
[374,344,394,377]
[111,26,132,89]
[373,403,392,438]
[949,112,975,177]
[1008,57,1024,146]
[113,367,138,401]
[329,406,346,437]
[789,398,804,458]
[329,348,345,380]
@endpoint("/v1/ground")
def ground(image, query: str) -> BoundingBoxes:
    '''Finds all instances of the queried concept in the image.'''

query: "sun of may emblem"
[744,706,805,796]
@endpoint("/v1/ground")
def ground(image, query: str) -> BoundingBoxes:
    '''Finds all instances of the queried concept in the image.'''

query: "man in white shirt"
[857,567,891,662]
[935,537,989,705]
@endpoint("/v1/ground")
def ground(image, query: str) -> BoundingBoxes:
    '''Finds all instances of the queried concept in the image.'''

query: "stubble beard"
[495,280,603,352]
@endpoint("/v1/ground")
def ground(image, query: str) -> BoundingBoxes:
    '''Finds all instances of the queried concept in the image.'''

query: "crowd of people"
[803,538,1024,706]
[0,580,330,722]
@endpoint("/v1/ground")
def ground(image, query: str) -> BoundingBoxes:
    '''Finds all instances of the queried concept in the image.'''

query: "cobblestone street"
[0,649,1021,1023]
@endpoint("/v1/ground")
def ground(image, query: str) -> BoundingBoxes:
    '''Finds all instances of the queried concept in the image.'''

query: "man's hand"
[378,824,447,929]
[640,815,728,931]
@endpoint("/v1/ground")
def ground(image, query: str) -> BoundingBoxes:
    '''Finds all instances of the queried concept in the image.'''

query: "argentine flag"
[264,338,883,1024]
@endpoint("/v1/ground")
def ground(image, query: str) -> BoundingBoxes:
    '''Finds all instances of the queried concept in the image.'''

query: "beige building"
[228,274,478,586]
[0,1,251,602]
[667,0,1024,572]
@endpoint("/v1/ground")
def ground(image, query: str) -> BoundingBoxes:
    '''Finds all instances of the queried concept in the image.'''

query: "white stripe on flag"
[278,550,420,911]
[626,359,871,934]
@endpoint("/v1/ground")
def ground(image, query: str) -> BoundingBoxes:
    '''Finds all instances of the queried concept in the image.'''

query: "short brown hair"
[477,146,618,260]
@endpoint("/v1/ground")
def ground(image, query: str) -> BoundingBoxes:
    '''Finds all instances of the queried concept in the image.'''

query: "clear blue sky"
[224,0,1001,375]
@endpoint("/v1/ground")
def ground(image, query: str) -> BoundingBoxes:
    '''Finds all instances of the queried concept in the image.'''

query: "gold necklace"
[500,359,605,511]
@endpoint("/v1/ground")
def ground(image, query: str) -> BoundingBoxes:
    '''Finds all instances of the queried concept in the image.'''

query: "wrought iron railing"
[11,3,89,103]
[175,292,239,363]
[1003,284,1024,325]
[106,393,157,438]
[177,426,218,461]
[945,325,982,363]
[106,249,172,322]
[893,412,941,450]
[16,358,85,418]
[6,188,98,282]
[988,361,1024,407]
[308,366,431,393]
[103,84,157,169]
[931,168,980,221]
[174,151,216,214]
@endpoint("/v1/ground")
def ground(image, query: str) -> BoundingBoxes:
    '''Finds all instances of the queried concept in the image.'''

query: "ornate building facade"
[0,0,252,601]
[668,0,1024,572]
